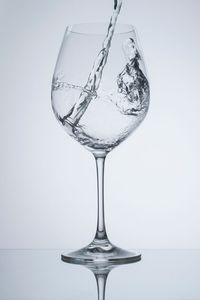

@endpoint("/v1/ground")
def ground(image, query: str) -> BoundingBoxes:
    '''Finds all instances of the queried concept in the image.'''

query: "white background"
[0,0,199,249]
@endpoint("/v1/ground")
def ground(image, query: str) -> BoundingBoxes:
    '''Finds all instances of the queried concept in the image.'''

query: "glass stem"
[94,153,108,242]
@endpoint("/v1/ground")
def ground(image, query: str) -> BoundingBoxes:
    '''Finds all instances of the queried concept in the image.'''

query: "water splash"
[52,0,150,152]
[62,0,123,126]
[109,38,149,115]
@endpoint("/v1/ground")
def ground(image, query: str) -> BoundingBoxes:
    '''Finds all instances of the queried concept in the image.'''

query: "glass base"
[61,240,141,266]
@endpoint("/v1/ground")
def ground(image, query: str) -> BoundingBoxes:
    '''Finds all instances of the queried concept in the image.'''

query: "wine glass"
[51,23,150,264]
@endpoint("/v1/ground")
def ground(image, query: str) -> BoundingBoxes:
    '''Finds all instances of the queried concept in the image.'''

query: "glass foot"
[61,240,141,265]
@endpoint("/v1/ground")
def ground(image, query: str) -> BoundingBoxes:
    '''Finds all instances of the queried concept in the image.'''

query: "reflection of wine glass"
[63,257,140,300]
[51,23,150,264]
[77,263,118,300]
[63,260,131,300]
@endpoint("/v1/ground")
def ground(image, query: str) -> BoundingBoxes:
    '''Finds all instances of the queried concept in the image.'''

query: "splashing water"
[109,37,149,115]
[62,0,123,127]
[52,0,149,152]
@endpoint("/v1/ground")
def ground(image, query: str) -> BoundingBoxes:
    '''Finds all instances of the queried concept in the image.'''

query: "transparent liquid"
[52,0,149,152]
[52,79,149,152]
[63,0,123,126]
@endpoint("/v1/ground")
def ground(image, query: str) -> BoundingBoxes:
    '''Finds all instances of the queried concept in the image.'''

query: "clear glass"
[51,23,150,265]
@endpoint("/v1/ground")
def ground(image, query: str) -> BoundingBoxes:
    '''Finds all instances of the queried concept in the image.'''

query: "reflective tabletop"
[0,250,200,300]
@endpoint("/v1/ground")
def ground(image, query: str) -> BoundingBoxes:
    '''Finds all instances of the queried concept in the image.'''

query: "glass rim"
[66,22,136,36]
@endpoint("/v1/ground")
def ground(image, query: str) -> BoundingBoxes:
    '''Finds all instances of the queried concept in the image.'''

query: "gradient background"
[0,0,199,249]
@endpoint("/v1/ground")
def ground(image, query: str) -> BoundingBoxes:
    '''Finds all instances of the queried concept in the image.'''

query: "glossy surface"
[0,250,200,299]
